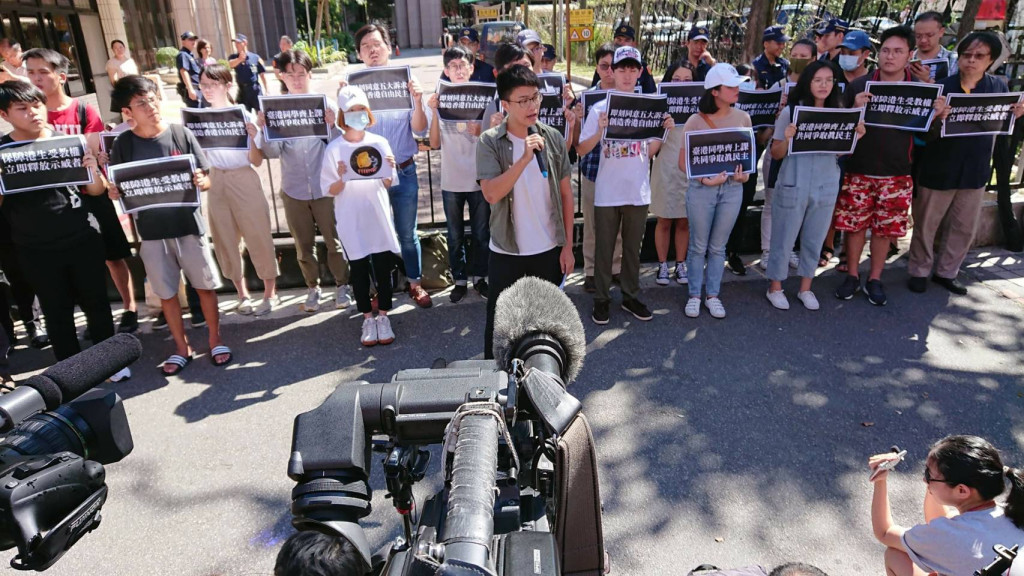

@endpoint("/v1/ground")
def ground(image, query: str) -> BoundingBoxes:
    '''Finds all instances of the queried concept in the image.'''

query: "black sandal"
[819,247,834,267]
[836,253,849,273]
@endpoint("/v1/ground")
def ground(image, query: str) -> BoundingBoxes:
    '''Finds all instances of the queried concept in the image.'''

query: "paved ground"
[1,242,1022,576]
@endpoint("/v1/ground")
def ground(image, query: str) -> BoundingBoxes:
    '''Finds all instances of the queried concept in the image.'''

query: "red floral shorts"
[834,173,913,237]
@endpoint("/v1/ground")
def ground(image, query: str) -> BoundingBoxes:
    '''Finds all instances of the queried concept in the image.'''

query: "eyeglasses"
[446,62,471,72]
[130,96,159,109]
[961,51,992,61]
[924,467,955,485]
[597,63,612,71]
[504,92,542,109]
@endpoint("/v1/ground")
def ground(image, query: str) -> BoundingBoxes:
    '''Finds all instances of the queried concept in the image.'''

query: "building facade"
[394,0,443,49]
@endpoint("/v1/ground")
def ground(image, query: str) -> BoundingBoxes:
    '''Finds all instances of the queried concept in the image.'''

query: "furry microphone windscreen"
[492,276,585,383]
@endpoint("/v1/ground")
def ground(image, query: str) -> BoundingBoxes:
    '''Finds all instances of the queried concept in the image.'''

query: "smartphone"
[909,58,922,66]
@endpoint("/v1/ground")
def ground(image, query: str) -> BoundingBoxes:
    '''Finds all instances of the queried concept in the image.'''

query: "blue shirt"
[230,51,265,90]
[175,48,201,87]
[753,53,789,90]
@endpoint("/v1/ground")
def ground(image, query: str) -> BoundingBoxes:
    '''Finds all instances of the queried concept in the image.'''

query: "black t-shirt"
[844,71,914,177]
[0,134,98,249]
[109,125,211,241]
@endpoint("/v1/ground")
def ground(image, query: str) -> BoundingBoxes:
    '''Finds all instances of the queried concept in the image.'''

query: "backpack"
[418,230,453,290]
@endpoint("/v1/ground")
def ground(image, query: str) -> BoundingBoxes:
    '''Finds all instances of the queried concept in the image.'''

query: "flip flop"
[161,354,192,376]
[819,247,834,268]
[210,345,233,367]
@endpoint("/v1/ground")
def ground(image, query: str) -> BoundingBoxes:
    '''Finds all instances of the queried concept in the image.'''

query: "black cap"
[614,24,636,40]
[180,31,197,40]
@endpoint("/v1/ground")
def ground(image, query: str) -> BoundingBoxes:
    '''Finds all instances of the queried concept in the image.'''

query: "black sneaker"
[907,276,928,294]
[591,301,610,325]
[932,275,968,295]
[583,276,596,293]
[153,312,168,330]
[864,279,887,306]
[473,279,489,300]
[450,284,468,303]
[621,299,653,321]
[726,253,746,276]
[118,310,139,333]
[835,275,861,300]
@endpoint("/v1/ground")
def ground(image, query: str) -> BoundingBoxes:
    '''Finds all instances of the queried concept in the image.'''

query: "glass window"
[46,14,85,95]
[18,15,45,51]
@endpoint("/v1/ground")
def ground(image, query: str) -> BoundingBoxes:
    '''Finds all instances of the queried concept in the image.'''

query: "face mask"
[345,110,370,130]
[739,80,756,90]
[838,54,861,72]
[790,58,811,74]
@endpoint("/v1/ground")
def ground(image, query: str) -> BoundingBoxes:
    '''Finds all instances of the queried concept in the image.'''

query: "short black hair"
[110,39,126,49]
[661,61,694,83]
[769,563,829,576]
[0,80,46,112]
[879,25,915,52]
[494,42,533,72]
[111,74,157,113]
[443,45,473,68]
[278,49,313,73]
[594,42,616,64]
[354,24,391,50]
[22,48,69,75]
[958,31,1001,64]
[914,11,945,26]
[274,531,365,576]
[792,38,818,59]
[790,60,843,109]
[497,64,540,101]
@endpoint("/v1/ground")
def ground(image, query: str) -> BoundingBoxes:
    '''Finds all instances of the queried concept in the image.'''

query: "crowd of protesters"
[0,16,1021,375]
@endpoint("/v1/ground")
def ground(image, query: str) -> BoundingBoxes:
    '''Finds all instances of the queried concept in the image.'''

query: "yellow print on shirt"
[602,140,642,159]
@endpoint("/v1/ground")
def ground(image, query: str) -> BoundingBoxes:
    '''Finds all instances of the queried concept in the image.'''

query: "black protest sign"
[921,58,950,82]
[864,81,942,132]
[538,93,568,139]
[789,107,864,155]
[346,66,413,112]
[99,131,118,155]
[342,142,396,182]
[684,128,756,179]
[658,82,704,125]
[181,106,249,150]
[581,90,608,121]
[537,73,566,97]
[942,93,1024,138]
[258,94,329,141]
[737,87,783,128]
[109,155,199,214]
[437,81,495,122]
[0,135,93,195]
[784,82,797,96]
[603,92,668,142]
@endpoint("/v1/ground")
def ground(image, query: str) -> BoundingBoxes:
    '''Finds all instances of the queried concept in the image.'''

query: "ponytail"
[1005,466,1024,529]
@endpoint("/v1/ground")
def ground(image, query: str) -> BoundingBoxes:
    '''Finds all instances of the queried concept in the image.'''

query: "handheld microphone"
[492,276,585,383]
[527,124,549,179]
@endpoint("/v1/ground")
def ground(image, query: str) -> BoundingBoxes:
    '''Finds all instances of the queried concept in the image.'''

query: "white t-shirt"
[439,120,481,192]
[489,132,556,256]
[902,505,1024,576]
[579,97,652,207]
[205,108,256,171]
[320,131,401,261]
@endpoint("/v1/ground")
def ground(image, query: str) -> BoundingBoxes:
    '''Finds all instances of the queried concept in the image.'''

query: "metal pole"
[565,0,571,80]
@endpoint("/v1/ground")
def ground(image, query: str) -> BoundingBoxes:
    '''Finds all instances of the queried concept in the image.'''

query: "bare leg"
[196,289,227,363]
[231,278,250,301]
[883,547,928,576]
[160,297,191,374]
[869,235,892,281]
[674,218,689,262]
[106,259,137,312]
[654,218,671,262]
[799,277,813,292]
[844,230,867,278]
[262,278,277,300]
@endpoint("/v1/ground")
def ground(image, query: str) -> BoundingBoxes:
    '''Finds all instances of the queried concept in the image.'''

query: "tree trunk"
[314,0,327,49]
[743,0,773,64]
[630,0,641,50]
[958,0,983,41]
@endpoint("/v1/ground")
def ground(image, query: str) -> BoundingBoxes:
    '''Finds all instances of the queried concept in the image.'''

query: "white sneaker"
[766,289,790,310]
[705,297,727,319]
[301,287,322,313]
[759,251,770,270]
[108,367,131,383]
[656,262,670,286]
[335,285,355,309]
[789,252,801,269]
[684,297,701,318]
[675,262,688,285]
[375,314,395,345]
[360,316,378,346]
[797,290,820,311]
[236,298,254,315]
[254,295,280,317]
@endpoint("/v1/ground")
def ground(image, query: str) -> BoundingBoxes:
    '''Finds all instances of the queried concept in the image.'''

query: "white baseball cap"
[612,46,642,66]
[338,85,370,112]
[517,29,542,48]
[703,63,750,90]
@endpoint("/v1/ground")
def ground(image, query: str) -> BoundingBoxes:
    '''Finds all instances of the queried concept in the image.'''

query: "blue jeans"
[686,181,743,298]
[389,162,422,281]
[442,190,490,283]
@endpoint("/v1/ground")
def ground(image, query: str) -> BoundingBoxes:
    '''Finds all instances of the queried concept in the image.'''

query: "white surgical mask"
[739,80,756,90]
[345,110,370,130]
[838,54,861,72]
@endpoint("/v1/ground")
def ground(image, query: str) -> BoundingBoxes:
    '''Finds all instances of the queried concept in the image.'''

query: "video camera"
[977,544,1021,576]
[285,277,606,576]
[0,333,141,571]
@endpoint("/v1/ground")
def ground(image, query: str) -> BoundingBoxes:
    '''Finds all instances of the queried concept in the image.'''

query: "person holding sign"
[322,86,400,347]
[0,81,118,365]
[678,63,753,319]
[108,75,231,374]
[767,60,866,311]
[353,24,433,309]
[578,46,672,325]
[428,46,491,303]
[257,50,352,314]
[477,65,575,359]
[834,26,943,306]
[910,12,958,83]
[650,62,694,287]
[908,31,1024,297]
[198,64,280,316]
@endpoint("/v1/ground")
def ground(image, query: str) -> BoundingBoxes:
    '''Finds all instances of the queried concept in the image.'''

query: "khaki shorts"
[139,235,222,300]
